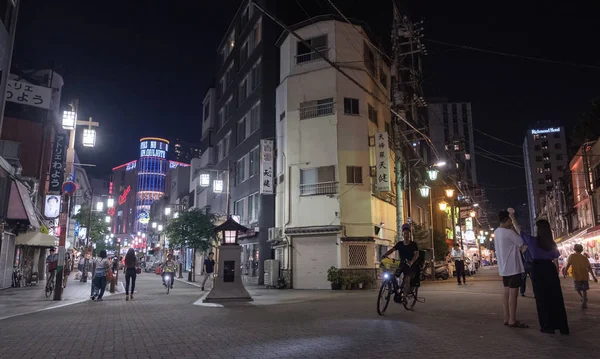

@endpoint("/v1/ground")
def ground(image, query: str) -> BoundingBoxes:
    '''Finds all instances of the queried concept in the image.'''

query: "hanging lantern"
[419,185,430,197]
[438,201,448,211]
[445,188,455,198]
[427,168,439,181]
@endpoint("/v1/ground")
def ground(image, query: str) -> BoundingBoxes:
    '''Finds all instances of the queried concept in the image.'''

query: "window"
[554,143,562,150]
[220,31,235,65]
[249,146,259,177]
[534,145,541,151]
[544,163,551,169]
[543,153,550,161]
[556,154,563,161]
[223,131,232,158]
[296,35,328,64]
[537,178,545,185]
[240,41,249,65]
[237,117,247,145]
[557,165,564,172]
[384,122,391,135]
[234,193,259,225]
[300,166,336,196]
[236,156,247,184]
[250,59,262,89]
[225,64,234,85]
[465,153,471,160]
[299,98,334,120]
[203,102,210,122]
[250,102,260,132]
[219,77,225,97]
[554,132,561,139]
[344,98,359,115]
[217,108,225,130]
[239,77,248,106]
[536,168,543,174]
[541,141,548,149]
[346,166,363,184]
[247,192,259,224]
[532,134,540,140]
[234,198,246,224]
[225,97,234,119]
[240,4,253,29]
[348,245,368,266]
[546,185,553,192]
[368,104,378,125]
[535,156,542,162]
[363,41,376,75]
[249,19,262,53]
[379,69,387,88]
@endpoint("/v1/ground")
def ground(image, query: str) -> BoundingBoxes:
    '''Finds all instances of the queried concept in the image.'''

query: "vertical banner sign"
[49,133,67,192]
[260,139,274,194]
[375,132,391,192]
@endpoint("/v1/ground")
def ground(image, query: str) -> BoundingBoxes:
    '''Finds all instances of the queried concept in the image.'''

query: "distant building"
[170,139,201,163]
[523,125,568,232]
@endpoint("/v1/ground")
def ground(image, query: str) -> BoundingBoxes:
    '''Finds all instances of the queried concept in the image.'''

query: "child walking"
[564,244,598,309]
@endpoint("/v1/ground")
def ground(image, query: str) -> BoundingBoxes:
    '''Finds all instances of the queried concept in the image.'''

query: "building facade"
[523,125,568,232]
[0,0,20,135]
[171,139,201,164]
[273,17,396,289]
[195,0,278,285]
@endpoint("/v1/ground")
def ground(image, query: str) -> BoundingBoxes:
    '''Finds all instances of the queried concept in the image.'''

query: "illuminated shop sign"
[138,210,150,224]
[140,140,168,159]
[126,162,137,171]
[531,127,560,135]
[119,185,131,205]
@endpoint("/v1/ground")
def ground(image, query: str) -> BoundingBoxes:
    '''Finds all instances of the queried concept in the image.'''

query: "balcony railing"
[295,49,329,65]
[299,101,335,120]
[300,181,338,196]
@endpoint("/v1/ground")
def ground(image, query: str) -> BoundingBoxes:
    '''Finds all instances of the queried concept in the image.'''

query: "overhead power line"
[473,128,523,149]
[425,39,600,70]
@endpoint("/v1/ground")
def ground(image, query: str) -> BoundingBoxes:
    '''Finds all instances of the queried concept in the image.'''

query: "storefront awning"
[15,231,58,247]
[7,180,41,229]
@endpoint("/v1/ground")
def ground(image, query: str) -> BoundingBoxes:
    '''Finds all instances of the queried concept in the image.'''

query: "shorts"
[502,274,522,288]
[574,280,590,291]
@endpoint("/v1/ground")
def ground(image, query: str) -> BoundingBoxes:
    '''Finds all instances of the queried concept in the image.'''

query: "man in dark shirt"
[202,252,215,291]
[381,224,420,299]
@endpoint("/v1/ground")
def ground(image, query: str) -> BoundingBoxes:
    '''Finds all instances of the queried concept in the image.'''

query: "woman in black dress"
[510,212,569,335]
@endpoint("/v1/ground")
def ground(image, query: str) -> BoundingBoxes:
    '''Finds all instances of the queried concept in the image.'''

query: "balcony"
[300,181,338,196]
[299,101,335,120]
[295,49,329,65]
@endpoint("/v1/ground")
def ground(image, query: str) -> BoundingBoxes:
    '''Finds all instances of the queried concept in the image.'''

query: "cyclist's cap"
[401,223,411,232]
[49,248,55,252]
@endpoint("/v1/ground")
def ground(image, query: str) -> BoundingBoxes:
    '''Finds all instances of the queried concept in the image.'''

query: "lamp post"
[55,104,99,300]
[445,189,458,248]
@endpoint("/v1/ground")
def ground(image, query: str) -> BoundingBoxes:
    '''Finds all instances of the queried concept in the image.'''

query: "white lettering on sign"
[126,162,137,171]
[140,149,166,158]
[260,139,274,194]
[375,132,391,192]
[6,80,52,109]
[531,127,560,135]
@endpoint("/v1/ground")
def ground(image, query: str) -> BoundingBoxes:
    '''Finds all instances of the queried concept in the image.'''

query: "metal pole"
[451,200,457,247]
[82,189,93,283]
[429,192,435,280]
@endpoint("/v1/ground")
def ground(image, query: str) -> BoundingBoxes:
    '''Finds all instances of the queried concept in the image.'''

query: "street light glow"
[62,110,76,130]
[152,222,157,229]
[107,198,114,208]
[438,201,448,211]
[433,161,446,167]
[418,185,430,197]
[165,207,171,216]
[470,211,476,218]
[200,174,210,187]
[105,216,110,223]
[213,180,224,193]
[158,224,163,231]
[96,201,104,211]
[445,188,455,198]
[173,212,179,219]
[82,128,96,147]
[426,168,439,181]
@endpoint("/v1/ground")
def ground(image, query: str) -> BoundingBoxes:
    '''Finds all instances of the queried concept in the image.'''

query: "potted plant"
[327,266,343,290]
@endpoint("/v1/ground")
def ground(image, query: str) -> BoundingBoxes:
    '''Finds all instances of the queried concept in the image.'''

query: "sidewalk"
[0,272,124,321]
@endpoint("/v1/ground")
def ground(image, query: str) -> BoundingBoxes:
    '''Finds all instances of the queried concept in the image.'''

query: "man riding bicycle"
[161,254,177,289]
[381,224,420,300]
[46,248,58,283]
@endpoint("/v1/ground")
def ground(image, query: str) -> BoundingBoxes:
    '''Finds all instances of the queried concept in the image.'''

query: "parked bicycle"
[377,258,423,315]
[11,266,22,288]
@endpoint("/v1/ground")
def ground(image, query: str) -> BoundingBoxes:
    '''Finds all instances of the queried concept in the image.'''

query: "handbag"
[136,267,142,274]
[106,267,114,281]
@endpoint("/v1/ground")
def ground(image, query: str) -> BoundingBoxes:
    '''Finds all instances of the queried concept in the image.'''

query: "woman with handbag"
[124,249,140,301]
[91,250,110,301]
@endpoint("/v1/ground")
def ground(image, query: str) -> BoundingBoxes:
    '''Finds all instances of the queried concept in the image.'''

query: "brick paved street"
[1,268,599,359]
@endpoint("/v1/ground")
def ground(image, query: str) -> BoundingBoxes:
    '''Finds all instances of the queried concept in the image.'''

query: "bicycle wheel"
[45,283,53,298]
[403,287,418,310]
[377,280,392,315]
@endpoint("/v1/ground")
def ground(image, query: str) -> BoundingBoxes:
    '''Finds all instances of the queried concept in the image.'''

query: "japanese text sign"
[49,133,67,192]
[375,132,391,192]
[6,80,52,110]
[260,139,274,194]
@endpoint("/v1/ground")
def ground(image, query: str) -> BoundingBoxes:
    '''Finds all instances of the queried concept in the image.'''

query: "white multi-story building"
[273,17,397,289]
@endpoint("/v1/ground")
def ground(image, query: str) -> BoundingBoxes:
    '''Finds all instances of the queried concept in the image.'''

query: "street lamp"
[445,188,455,198]
[152,222,157,229]
[62,110,76,130]
[433,161,446,167]
[213,179,224,193]
[96,201,104,211]
[105,216,110,223]
[470,210,476,218]
[165,207,171,216]
[158,224,163,231]
[426,168,439,181]
[174,212,179,219]
[438,201,448,211]
[419,185,430,197]
[107,198,114,208]
[82,128,96,147]
[199,174,210,187]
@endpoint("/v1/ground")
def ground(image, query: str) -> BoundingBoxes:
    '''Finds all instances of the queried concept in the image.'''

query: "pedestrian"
[511,212,569,335]
[493,210,528,328]
[91,250,110,301]
[124,248,139,301]
[452,243,466,285]
[520,247,533,297]
[564,244,598,309]
[202,252,216,291]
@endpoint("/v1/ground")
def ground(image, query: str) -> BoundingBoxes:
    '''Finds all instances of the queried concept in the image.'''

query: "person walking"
[510,212,569,335]
[494,210,528,328]
[452,243,466,285]
[202,252,216,291]
[124,249,139,301]
[564,244,598,309]
[91,250,110,301]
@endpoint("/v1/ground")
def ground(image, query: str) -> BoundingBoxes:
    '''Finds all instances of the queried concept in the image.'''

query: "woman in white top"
[91,250,110,301]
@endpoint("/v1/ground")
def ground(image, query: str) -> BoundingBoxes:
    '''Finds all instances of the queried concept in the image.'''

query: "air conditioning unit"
[268,227,283,241]
[264,259,280,287]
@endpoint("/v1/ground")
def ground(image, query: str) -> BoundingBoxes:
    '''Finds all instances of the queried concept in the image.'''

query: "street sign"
[62,181,78,194]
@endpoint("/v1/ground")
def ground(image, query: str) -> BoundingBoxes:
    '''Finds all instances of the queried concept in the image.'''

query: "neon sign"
[118,185,131,205]
[107,207,116,217]
[531,127,560,135]
[140,140,167,159]
[138,211,150,224]
[126,162,137,171]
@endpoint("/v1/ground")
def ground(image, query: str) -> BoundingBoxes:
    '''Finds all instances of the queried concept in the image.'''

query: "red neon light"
[107,207,115,217]
[112,160,137,171]
[118,185,131,205]
[169,160,191,167]
[109,182,113,195]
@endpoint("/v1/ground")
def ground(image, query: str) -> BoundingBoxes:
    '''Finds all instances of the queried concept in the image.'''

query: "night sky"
[12,0,600,211]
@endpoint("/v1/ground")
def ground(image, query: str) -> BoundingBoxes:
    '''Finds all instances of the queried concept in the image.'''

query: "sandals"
[507,321,529,328]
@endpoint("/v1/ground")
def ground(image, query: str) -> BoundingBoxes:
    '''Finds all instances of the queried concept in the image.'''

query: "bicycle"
[377,258,423,315]
[45,271,56,298]
[163,272,173,294]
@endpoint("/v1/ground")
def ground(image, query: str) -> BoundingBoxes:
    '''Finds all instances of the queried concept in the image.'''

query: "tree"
[72,204,111,255]
[164,208,219,281]
[411,223,430,249]
[433,230,449,261]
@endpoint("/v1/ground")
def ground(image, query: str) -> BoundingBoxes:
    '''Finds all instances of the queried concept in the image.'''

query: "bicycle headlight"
[383,273,389,279]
